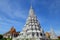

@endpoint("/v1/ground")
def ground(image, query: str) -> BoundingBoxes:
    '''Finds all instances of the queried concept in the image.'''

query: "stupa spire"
[30,0,33,9]
[29,5,35,17]
[31,5,32,9]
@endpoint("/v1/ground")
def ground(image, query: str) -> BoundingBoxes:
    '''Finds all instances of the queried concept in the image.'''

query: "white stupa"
[50,28,58,39]
[13,5,46,40]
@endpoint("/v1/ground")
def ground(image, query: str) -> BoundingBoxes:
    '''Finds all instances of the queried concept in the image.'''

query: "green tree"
[0,34,3,39]
[58,36,60,40]
[4,38,7,40]
[58,38,60,40]
[26,38,29,40]
[7,38,12,40]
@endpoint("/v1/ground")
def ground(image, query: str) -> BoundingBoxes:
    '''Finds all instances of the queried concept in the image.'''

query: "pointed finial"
[29,5,34,16]
[28,0,35,16]
[30,0,33,9]
[50,25,53,30]
[30,5,32,9]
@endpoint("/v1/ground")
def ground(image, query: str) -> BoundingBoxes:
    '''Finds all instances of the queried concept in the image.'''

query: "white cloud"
[0,0,27,20]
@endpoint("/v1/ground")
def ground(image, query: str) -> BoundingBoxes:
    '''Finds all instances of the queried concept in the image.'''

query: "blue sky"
[0,0,60,36]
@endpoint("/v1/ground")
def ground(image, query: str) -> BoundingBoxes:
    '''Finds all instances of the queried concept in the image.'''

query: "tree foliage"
[0,34,3,39]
